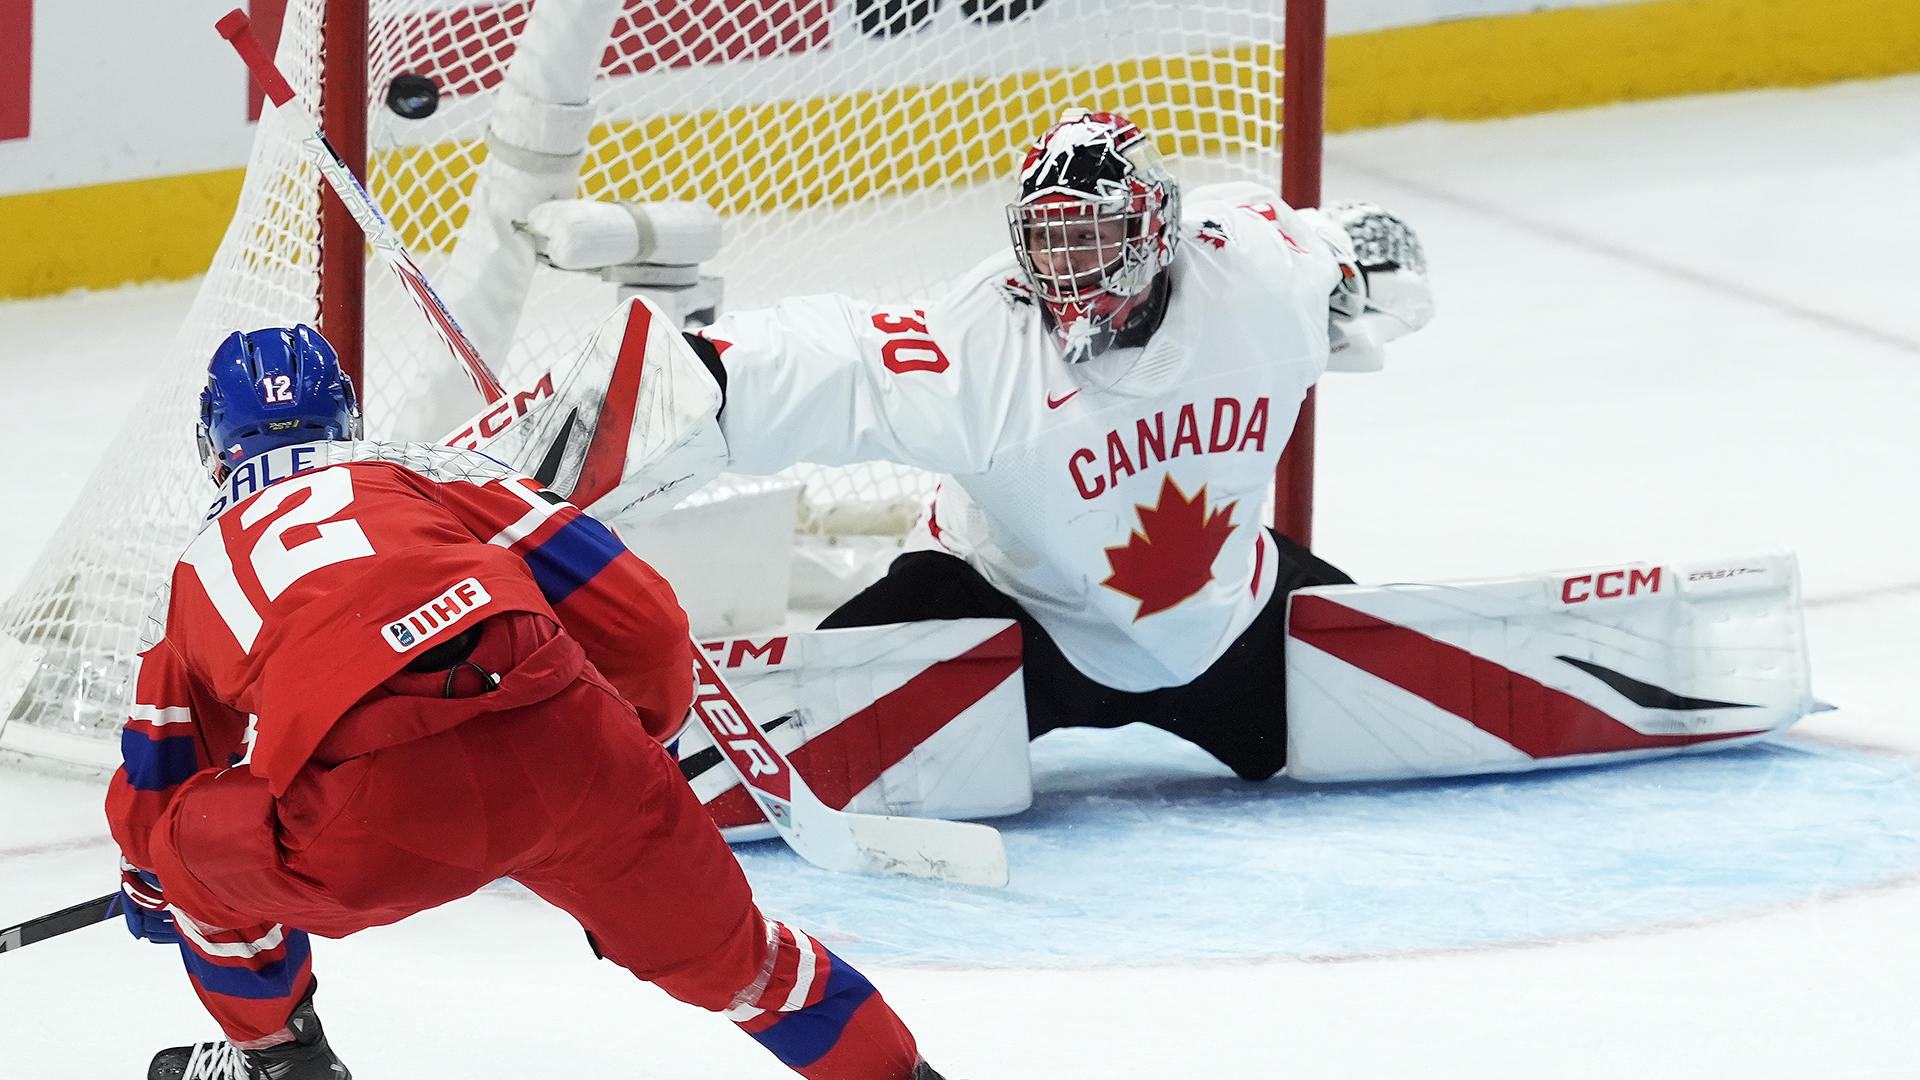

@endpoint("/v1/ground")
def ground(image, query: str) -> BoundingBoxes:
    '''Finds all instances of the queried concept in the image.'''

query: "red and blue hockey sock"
[727,920,921,1080]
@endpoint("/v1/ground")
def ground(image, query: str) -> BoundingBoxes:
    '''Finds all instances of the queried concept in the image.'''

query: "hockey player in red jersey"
[106,326,949,1080]
[677,109,1434,782]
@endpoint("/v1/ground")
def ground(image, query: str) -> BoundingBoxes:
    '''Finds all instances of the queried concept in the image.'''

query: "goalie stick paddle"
[0,893,118,955]
[689,645,1011,888]
[214,9,507,405]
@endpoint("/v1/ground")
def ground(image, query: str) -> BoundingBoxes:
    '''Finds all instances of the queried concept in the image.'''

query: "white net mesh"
[0,0,1293,749]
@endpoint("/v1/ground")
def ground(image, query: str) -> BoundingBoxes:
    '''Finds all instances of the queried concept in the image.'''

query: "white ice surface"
[5,76,1920,1078]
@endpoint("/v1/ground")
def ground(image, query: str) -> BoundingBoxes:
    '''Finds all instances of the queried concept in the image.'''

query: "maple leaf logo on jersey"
[1195,218,1230,249]
[1101,475,1238,619]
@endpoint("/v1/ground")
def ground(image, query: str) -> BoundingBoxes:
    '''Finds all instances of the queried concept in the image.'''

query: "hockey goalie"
[458,108,1814,827]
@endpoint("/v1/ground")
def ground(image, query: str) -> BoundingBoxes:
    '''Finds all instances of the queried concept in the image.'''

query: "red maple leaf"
[1101,475,1238,620]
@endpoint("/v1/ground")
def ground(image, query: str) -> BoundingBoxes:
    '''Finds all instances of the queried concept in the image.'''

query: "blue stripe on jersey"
[120,728,201,791]
[177,929,312,1001]
[745,949,877,1069]
[523,513,625,605]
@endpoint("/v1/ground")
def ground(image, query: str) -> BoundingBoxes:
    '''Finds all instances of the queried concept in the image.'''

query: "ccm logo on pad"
[1561,566,1662,604]
[385,578,491,652]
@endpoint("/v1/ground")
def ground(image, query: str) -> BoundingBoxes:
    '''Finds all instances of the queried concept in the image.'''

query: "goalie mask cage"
[0,0,1325,768]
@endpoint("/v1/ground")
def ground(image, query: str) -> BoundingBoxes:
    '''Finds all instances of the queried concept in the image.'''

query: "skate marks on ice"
[725,724,1920,966]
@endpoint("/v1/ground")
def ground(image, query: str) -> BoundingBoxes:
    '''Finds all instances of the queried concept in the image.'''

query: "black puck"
[386,73,440,120]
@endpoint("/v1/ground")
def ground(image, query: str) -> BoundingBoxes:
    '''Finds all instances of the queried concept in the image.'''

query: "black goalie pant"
[818,531,1353,782]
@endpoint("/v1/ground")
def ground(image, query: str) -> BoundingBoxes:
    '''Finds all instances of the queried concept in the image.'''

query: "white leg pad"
[673,619,1032,841]
[1285,553,1816,783]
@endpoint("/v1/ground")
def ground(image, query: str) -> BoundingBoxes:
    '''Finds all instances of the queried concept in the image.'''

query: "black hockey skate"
[147,980,349,1080]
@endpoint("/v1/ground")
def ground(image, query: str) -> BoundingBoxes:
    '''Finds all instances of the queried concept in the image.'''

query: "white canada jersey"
[709,186,1342,691]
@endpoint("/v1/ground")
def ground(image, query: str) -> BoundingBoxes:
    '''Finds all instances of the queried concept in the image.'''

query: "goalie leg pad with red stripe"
[680,618,1031,839]
[1285,553,1816,782]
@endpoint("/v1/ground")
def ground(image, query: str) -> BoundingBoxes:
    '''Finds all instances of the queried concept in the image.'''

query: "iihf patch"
[384,577,492,653]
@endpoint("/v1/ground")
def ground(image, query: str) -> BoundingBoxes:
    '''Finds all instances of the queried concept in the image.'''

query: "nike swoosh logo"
[1047,390,1079,409]
[1556,655,1759,711]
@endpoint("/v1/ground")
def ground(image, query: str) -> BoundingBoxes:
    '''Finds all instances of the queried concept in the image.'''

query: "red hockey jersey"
[109,440,692,871]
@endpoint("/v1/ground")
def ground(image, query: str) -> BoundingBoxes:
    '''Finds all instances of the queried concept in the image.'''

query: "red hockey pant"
[147,613,920,1079]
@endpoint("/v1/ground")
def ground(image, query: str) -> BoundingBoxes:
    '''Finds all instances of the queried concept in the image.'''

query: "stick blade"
[844,815,1010,888]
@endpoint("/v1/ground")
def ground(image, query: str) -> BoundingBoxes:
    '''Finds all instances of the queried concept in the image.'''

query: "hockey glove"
[1321,200,1434,334]
[117,859,182,944]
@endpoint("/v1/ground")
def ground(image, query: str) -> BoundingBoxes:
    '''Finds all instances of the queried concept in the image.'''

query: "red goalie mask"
[1007,109,1180,362]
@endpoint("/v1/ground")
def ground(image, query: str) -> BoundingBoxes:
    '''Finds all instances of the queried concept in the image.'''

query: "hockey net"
[0,0,1301,764]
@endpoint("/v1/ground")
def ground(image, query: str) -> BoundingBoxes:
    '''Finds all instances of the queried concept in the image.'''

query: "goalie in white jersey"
[686,109,1434,781]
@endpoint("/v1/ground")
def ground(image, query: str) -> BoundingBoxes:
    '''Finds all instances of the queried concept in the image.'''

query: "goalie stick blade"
[0,893,117,954]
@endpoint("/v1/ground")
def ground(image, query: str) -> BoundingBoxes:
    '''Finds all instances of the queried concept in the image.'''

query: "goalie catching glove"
[1301,200,1434,372]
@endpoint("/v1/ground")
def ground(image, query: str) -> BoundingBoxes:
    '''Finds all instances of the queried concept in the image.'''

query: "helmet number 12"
[261,375,295,404]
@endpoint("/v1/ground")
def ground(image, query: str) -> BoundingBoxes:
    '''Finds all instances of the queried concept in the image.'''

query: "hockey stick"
[0,893,118,955]
[214,9,506,404]
[689,646,1010,887]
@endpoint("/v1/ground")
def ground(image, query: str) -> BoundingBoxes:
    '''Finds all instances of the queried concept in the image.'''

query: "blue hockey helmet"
[197,325,362,483]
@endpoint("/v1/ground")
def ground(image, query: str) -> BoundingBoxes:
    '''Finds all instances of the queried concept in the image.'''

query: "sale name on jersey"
[206,443,326,519]
[385,577,492,652]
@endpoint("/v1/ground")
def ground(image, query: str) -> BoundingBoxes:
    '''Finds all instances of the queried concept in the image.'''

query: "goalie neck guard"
[1007,109,1180,363]
[198,324,363,484]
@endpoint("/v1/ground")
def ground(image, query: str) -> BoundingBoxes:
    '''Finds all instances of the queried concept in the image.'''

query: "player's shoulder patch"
[995,270,1036,309]
[1232,199,1311,255]
[1191,216,1234,250]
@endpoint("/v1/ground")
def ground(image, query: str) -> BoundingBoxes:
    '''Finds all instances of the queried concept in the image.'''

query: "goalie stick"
[0,893,117,955]
[689,645,1010,887]
[214,9,506,404]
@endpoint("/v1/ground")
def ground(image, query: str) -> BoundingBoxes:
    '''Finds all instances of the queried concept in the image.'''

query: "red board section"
[704,623,1025,829]
[376,0,828,101]
[601,0,830,78]
[0,0,31,141]
[378,1,531,99]
[1287,594,1763,758]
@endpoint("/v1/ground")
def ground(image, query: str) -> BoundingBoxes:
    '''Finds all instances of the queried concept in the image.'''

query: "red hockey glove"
[117,858,182,945]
